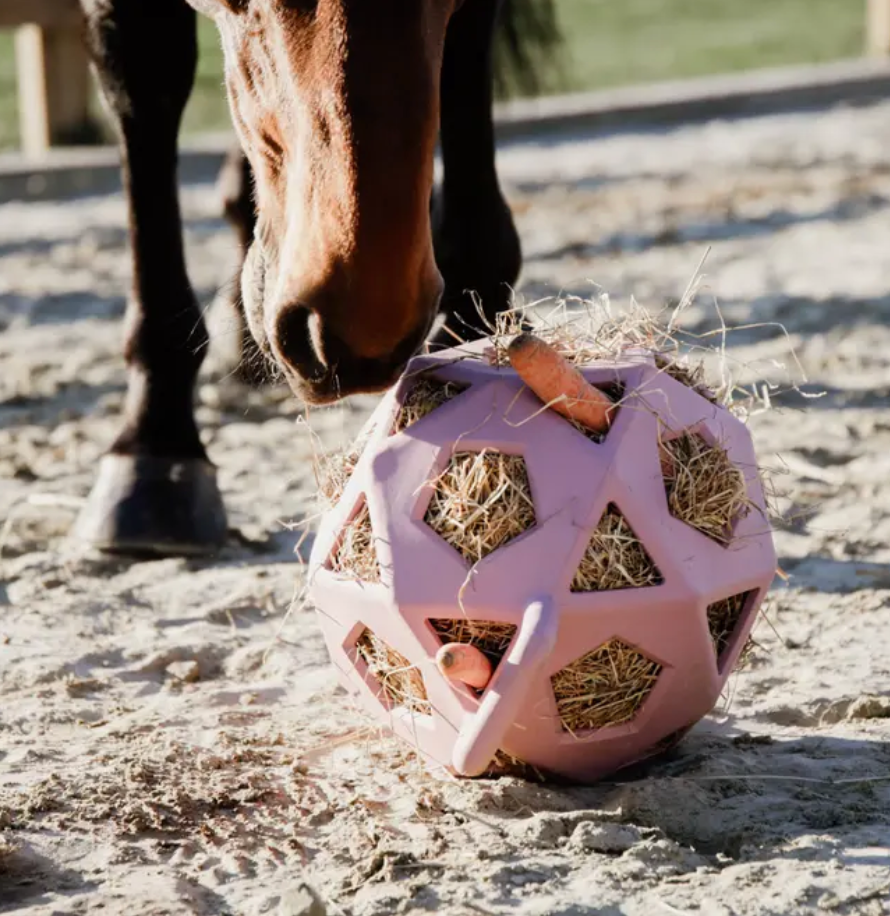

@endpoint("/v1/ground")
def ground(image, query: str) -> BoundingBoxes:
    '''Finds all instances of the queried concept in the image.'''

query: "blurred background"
[0,0,877,152]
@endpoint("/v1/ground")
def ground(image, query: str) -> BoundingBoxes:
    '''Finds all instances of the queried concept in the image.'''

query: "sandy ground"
[2,99,890,916]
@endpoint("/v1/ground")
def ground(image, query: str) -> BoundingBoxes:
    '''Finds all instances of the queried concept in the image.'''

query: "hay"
[661,431,749,546]
[315,422,375,509]
[430,618,517,670]
[571,505,662,592]
[654,352,718,403]
[329,501,380,583]
[394,377,468,433]
[551,638,662,734]
[355,628,431,716]
[707,591,750,660]
[424,450,536,565]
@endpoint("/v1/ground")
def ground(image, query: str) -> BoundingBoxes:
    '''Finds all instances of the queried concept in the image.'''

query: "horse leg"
[74,0,227,555]
[431,0,522,346]
[216,145,270,386]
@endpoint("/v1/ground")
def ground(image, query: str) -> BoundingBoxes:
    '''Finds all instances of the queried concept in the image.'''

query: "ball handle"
[451,596,558,777]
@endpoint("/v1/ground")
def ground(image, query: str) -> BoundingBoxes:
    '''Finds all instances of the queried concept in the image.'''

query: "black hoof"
[73,454,228,557]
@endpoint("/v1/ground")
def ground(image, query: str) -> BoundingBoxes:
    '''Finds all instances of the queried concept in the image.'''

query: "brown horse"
[73,0,559,555]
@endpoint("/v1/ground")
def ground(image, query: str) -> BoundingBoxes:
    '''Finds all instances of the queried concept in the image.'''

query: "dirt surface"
[2,100,890,915]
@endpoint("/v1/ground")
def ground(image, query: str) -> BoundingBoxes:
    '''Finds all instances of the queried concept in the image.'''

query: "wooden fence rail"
[2,0,94,158]
[868,0,890,56]
[2,0,890,157]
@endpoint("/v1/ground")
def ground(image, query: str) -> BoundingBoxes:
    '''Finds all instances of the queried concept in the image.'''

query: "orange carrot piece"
[436,643,492,691]
[507,333,614,435]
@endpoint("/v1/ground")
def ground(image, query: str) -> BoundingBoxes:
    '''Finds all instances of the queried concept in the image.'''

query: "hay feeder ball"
[308,337,776,783]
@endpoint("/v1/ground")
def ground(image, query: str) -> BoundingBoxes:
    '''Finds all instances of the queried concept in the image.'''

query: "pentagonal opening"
[565,381,625,444]
[354,627,431,716]
[551,638,662,735]
[393,375,470,434]
[707,590,756,665]
[327,498,381,583]
[654,352,718,404]
[571,504,663,592]
[660,429,749,547]
[429,618,518,695]
[424,450,536,565]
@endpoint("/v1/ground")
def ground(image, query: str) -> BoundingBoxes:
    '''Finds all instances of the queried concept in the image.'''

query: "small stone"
[277,883,326,916]
[570,822,641,854]
[166,660,200,683]
[847,695,890,720]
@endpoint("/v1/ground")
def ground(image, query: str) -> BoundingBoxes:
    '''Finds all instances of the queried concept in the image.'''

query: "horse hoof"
[73,454,228,557]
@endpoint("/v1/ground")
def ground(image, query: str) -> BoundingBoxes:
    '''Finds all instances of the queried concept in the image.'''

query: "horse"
[72,0,560,556]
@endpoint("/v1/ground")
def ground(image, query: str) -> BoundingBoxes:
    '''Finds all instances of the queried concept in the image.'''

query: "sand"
[2,98,890,915]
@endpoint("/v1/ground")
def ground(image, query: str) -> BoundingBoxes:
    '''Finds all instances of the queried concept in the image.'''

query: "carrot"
[435,643,492,691]
[507,333,614,435]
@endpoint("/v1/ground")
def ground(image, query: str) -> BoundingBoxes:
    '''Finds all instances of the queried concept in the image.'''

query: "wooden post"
[15,22,94,157]
[866,0,890,56]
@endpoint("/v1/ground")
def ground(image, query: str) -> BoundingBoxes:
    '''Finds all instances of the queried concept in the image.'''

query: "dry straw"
[356,628,431,716]
[661,431,750,546]
[551,638,663,734]
[707,591,751,660]
[571,505,662,592]
[424,450,536,565]
[393,377,468,433]
[329,501,380,583]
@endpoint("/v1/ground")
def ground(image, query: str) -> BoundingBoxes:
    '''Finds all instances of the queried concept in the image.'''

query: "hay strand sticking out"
[424,450,536,565]
[315,421,376,509]
[707,591,751,661]
[551,638,662,734]
[430,618,517,668]
[661,432,749,546]
[571,505,662,592]
[329,502,380,583]
[355,628,430,716]
[394,377,468,433]
[654,353,718,403]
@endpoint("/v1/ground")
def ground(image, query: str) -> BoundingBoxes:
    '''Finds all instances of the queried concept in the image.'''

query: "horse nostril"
[271,306,327,379]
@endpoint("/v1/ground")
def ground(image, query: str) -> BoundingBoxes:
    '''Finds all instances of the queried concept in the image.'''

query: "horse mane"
[493,0,563,98]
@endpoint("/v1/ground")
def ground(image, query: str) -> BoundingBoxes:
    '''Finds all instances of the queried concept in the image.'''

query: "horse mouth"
[289,360,408,406]
[287,318,434,406]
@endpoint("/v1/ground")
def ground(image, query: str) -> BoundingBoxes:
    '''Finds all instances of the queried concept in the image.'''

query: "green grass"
[0,0,866,152]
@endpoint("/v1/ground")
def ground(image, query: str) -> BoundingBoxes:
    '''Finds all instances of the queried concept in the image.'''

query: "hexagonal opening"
[327,498,381,583]
[393,375,470,434]
[571,504,663,592]
[551,638,662,735]
[429,618,518,695]
[707,590,756,665]
[424,450,536,565]
[660,429,750,547]
[354,627,431,716]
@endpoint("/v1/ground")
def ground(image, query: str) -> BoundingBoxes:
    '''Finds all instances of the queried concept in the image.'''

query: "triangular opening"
[328,498,381,583]
[354,627,430,716]
[707,590,754,664]
[393,375,470,434]
[571,504,662,592]
[429,618,517,694]
[551,638,662,734]
[551,381,625,444]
